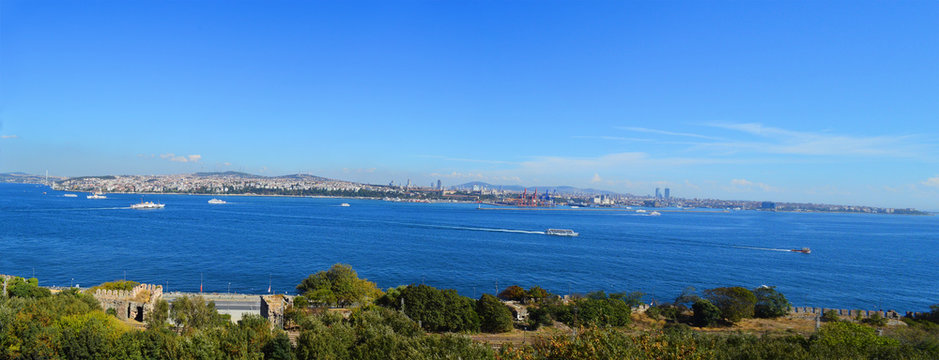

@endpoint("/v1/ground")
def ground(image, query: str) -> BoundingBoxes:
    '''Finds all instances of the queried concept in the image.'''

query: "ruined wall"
[789,306,903,321]
[93,284,164,322]
[261,295,293,328]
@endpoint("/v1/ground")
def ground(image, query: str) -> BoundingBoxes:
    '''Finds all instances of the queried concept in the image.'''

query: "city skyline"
[1,1,937,210]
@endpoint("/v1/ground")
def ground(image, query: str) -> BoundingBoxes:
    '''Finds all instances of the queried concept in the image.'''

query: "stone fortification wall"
[93,284,164,322]
[261,295,293,329]
[789,306,903,321]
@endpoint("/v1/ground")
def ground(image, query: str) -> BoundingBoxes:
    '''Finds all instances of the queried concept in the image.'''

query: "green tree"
[753,286,791,318]
[821,309,840,322]
[169,296,227,333]
[527,286,549,302]
[392,284,480,333]
[7,277,51,299]
[704,286,756,323]
[145,299,169,329]
[498,285,528,301]
[296,264,381,307]
[692,299,722,327]
[477,294,513,333]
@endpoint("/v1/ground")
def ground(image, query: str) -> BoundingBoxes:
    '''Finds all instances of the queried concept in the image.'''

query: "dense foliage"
[3,267,938,359]
[704,286,757,323]
[296,264,382,308]
[753,286,791,318]
[476,294,513,333]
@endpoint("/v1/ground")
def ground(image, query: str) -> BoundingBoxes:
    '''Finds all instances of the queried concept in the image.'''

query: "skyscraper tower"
[655,188,661,200]
[436,179,442,190]
[664,188,670,201]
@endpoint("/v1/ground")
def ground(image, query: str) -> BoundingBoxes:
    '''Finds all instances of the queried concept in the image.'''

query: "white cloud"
[729,178,778,192]
[591,173,603,183]
[160,153,201,163]
[1,135,19,139]
[921,176,939,188]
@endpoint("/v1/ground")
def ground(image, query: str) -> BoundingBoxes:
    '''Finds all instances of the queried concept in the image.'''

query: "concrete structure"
[93,284,163,322]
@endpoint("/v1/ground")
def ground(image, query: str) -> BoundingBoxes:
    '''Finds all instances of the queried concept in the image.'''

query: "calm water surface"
[1,183,936,311]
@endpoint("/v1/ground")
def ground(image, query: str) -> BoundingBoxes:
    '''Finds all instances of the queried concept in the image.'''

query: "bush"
[862,312,887,327]
[392,284,480,333]
[704,287,756,323]
[753,286,791,318]
[527,307,553,330]
[692,299,721,327]
[498,285,528,301]
[821,309,840,322]
[476,294,513,333]
[296,264,381,308]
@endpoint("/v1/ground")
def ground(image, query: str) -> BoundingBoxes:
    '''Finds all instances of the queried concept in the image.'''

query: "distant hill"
[452,181,628,196]
[193,171,260,178]
[275,173,334,182]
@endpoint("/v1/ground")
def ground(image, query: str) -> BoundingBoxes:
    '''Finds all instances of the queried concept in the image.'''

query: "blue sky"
[1,1,937,209]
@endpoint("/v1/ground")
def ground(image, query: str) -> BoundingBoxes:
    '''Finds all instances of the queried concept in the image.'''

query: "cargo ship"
[791,248,811,254]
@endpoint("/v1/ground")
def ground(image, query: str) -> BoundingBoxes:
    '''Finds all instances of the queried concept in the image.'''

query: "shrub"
[821,309,840,322]
[498,285,528,301]
[704,287,756,323]
[476,294,513,333]
[753,286,791,318]
[692,299,721,327]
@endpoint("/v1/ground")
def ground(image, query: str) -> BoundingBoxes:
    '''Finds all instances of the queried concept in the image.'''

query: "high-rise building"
[664,188,670,201]
[436,179,442,190]
[655,188,661,199]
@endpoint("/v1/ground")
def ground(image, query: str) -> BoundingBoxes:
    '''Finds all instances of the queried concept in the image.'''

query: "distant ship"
[87,192,107,199]
[791,247,811,254]
[208,198,227,204]
[340,203,351,207]
[131,201,165,210]
[649,211,662,216]
[546,229,579,237]
[63,194,78,198]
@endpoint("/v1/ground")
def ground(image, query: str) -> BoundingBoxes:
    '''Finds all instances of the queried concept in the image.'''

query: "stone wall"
[789,306,903,321]
[93,284,164,322]
[261,295,293,328]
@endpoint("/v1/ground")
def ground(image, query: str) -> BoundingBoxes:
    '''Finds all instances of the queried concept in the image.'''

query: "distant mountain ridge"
[452,181,629,196]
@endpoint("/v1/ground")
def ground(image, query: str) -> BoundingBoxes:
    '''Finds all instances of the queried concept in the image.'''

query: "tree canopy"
[296,264,381,308]
[704,287,756,323]
[753,286,791,318]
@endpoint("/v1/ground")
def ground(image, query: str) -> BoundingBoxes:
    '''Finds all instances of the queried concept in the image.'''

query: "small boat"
[87,192,106,199]
[546,229,579,237]
[131,201,165,210]
[636,209,647,213]
[63,194,78,198]
[791,248,811,254]
[340,203,351,207]
[208,198,227,204]
[649,211,662,216]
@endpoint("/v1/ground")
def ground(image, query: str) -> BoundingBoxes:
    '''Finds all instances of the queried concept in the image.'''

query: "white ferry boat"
[340,203,351,207]
[87,192,107,199]
[546,229,579,237]
[63,194,78,198]
[208,198,227,204]
[131,201,165,209]
[649,211,662,216]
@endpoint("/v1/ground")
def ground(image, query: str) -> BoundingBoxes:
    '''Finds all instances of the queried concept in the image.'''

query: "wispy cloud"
[617,126,725,141]
[419,155,516,165]
[429,171,521,183]
[1,135,19,139]
[729,178,779,192]
[572,135,654,142]
[160,153,201,163]
[921,176,939,188]
[703,122,920,157]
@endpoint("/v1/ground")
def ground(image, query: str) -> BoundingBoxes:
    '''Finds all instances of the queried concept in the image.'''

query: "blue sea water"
[1,183,936,312]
